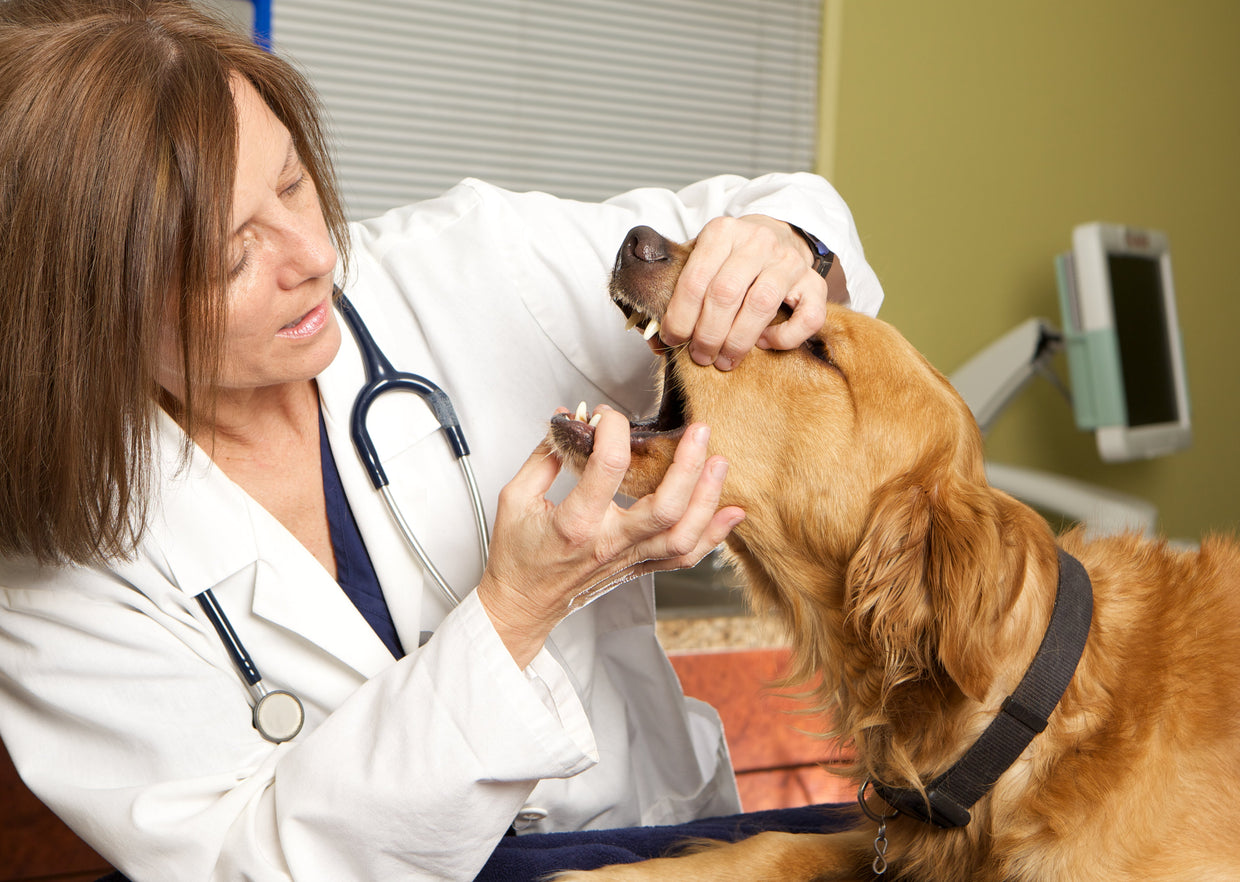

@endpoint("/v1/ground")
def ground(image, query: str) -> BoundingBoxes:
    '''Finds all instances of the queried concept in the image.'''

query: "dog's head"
[549,226,1052,706]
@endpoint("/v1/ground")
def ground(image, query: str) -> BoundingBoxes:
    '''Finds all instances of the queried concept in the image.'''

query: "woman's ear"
[845,460,1004,703]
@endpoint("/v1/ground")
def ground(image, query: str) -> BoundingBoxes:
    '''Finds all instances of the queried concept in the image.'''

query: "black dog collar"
[869,548,1093,828]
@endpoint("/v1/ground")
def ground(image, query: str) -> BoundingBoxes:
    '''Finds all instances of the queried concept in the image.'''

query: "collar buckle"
[871,781,973,829]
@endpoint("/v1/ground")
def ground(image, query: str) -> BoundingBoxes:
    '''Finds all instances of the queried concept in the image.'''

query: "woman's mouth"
[277,300,330,339]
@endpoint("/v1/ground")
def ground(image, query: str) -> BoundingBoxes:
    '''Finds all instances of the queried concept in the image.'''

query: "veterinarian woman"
[0,2,883,880]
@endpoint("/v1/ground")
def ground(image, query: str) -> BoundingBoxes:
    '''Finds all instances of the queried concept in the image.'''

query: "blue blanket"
[94,804,858,882]
[474,803,859,881]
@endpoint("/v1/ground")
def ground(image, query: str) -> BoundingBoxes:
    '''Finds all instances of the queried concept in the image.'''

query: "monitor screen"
[1108,254,1179,427]
[1057,223,1191,462]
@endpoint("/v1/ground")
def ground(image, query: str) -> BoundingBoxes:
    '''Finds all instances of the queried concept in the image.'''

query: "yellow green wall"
[821,0,1239,540]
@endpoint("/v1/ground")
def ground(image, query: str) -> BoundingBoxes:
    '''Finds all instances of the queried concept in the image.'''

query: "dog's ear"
[844,459,1004,702]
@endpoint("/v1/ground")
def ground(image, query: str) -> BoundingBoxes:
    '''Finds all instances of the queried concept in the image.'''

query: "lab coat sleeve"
[472,171,883,316]
[432,173,883,411]
[0,572,594,882]
[269,592,598,881]
[602,172,884,318]
[348,172,881,418]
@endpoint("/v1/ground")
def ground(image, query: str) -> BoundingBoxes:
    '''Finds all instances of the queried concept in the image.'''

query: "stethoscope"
[195,289,489,743]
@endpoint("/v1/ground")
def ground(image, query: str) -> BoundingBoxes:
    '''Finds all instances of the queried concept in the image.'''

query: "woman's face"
[159,76,341,400]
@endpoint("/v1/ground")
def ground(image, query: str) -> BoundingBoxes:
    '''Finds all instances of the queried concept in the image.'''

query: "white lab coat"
[0,174,882,881]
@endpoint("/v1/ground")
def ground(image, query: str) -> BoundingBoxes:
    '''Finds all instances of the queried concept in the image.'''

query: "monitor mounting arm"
[949,319,1157,537]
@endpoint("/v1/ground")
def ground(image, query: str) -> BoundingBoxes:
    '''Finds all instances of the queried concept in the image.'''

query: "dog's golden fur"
[547,228,1240,881]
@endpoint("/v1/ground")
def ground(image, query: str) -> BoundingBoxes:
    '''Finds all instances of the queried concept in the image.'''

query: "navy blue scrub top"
[319,407,405,659]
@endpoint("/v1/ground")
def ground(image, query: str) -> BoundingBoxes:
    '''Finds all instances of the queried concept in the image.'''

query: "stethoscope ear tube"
[351,377,469,487]
[338,288,470,490]
[336,289,490,609]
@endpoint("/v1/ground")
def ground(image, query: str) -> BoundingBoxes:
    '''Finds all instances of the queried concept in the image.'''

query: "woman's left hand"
[476,412,743,668]
[656,214,827,370]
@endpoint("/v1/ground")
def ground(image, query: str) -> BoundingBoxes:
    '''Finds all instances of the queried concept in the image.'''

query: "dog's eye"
[805,337,838,369]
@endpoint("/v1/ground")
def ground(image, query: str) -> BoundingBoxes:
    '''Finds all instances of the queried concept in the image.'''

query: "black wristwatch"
[789,224,835,280]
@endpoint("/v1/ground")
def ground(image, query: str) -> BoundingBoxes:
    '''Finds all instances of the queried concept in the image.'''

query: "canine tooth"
[575,401,589,422]
[642,319,661,341]
[589,413,602,427]
[625,313,642,330]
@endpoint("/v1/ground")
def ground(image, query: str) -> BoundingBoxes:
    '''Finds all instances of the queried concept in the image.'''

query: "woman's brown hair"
[0,0,349,565]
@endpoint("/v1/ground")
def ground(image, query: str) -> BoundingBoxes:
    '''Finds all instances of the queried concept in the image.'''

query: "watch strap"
[789,224,835,279]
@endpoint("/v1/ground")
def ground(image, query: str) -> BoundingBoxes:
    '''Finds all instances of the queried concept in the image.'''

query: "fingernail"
[690,347,712,366]
[692,424,711,445]
[714,356,735,371]
[709,459,728,481]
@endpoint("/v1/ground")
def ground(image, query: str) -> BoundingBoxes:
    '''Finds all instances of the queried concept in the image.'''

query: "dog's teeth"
[625,313,642,331]
[642,319,661,341]
[574,401,589,422]
[588,412,602,427]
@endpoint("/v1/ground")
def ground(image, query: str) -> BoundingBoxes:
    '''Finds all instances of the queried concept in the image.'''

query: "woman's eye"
[228,238,252,279]
[281,171,308,198]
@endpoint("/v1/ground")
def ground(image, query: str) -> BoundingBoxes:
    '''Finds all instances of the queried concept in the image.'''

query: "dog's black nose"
[620,225,670,267]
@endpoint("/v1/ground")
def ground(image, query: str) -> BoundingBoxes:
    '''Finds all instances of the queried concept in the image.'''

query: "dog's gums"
[548,261,690,469]
[550,351,688,454]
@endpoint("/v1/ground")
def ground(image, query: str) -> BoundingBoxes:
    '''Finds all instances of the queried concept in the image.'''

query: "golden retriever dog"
[546,226,1240,881]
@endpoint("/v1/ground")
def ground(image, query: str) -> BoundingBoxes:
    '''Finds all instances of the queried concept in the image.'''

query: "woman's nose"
[279,204,337,287]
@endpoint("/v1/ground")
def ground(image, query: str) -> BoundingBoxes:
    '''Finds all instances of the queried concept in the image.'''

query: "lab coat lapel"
[152,410,395,680]
[317,307,429,655]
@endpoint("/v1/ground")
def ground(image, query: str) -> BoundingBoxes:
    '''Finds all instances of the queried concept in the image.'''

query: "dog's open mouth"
[548,297,688,458]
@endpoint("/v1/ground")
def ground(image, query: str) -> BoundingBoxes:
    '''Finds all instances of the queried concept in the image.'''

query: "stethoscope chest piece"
[196,589,307,745]
[254,690,305,743]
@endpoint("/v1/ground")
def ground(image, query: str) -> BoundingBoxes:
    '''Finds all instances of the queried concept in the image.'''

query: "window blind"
[257,0,821,220]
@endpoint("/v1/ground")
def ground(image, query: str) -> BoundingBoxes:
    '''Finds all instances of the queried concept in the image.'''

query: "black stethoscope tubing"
[196,289,490,744]
[337,287,490,606]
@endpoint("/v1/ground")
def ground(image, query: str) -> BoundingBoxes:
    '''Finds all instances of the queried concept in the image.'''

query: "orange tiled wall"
[668,647,858,811]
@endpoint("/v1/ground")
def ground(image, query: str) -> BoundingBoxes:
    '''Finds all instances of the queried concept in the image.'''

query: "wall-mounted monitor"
[1056,223,1192,463]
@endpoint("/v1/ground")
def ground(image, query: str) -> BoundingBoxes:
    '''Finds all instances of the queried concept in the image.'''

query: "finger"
[659,238,724,349]
[687,257,758,368]
[669,502,746,567]
[757,275,829,351]
[624,443,731,565]
[621,423,713,541]
[637,499,746,576]
[646,455,732,560]
[711,262,800,369]
[501,438,564,508]
[555,407,631,530]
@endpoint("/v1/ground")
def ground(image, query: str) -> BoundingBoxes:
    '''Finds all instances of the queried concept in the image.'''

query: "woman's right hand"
[475,406,744,668]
